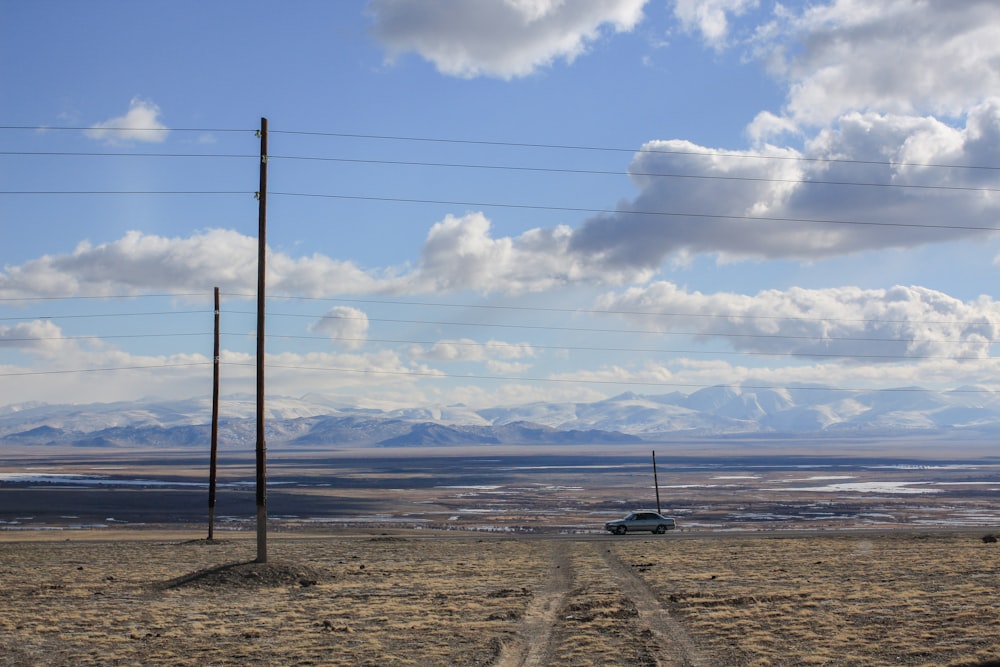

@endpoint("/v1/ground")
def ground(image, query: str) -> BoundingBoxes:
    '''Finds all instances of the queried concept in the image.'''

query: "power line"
[250,310,996,347]
[262,294,997,329]
[268,154,1000,194]
[0,191,252,196]
[0,310,210,322]
[3,327,983,361]
[0,294,984,344]
[230,361,1000,394]
[0,293,210,302]
[4,150,997,195]
[0,361,209,378]
[2,332,210,343]
[0,151,256,159]
[1,291,992,330]
[4,187,988,232]
[6,124,997,171]
[10,150,991,192]
[0,125,251,133]
[268,129,1000,172]
[250,333,992,362]
[269,191,1000,233]
[4,187,986,232]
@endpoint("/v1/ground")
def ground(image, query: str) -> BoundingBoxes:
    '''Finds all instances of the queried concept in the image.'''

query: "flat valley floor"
[1,530,999,666]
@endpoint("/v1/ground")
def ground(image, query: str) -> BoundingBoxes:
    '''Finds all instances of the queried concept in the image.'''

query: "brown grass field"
[1,529,999,666]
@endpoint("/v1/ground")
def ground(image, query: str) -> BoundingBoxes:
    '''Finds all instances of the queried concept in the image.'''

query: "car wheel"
[615,526,627,535]
[655,525,666,534]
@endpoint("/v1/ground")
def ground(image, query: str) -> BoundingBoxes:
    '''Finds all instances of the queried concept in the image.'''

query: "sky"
[3,0,1000,412]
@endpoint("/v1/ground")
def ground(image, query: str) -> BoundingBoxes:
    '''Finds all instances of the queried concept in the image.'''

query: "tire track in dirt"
[493,542,573,667]
[595,543,709,667]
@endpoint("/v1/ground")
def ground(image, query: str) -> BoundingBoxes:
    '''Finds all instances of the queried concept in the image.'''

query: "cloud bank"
[596,282,1000,361]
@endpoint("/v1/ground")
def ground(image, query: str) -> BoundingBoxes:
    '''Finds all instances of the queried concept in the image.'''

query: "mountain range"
[2,384,1000,449]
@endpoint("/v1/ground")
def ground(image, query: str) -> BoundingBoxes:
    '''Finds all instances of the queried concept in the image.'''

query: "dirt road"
[495,539,709,667]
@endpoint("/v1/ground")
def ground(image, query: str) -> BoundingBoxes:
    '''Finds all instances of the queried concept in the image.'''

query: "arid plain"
[1,531,999,666]
[2,442,1000,665]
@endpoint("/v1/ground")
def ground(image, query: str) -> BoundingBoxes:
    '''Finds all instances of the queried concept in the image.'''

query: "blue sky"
[3,0,1000,411]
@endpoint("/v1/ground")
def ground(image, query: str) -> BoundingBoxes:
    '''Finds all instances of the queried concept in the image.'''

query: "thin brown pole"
[255,118,268,563]
[208,286,220,540]
[652,450,661,514]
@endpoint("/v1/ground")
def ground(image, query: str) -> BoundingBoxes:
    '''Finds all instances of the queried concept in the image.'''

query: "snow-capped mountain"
[3,384,1000,448]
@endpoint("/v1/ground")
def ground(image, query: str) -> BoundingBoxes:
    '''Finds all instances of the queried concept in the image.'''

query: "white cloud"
[85,97,169,144]
[411,338,536,364]
[308,307,370,350]
[595,282,1000,361]
[0,229,380,299]
[569,101,1000,266]
[672,0,758,48]
[0,220,653,299]
[751,0,1000,126]
[400,212,653,293]
[368,0,646,78]
[0,320,72,357]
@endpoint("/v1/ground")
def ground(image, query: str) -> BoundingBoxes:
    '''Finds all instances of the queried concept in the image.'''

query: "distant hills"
[3,384,1000,449]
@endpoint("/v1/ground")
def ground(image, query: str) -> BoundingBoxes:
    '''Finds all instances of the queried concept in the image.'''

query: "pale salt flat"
[765,481,941,494]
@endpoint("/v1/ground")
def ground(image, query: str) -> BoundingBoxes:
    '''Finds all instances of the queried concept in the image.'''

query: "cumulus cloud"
[569,100,1000,267]
[85,97,169,144]
[400,212,653,293]
[0,229,381,299]
[0,215,654,301]
[672,0,758,48]
[368,0,646,78]
[308,307,370,350]
[751,0,1000,126]
[0,320,72,357]
[411,338,536,364]
[595,282,1000,361]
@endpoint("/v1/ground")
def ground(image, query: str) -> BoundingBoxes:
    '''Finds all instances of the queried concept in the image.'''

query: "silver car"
[605,510,676,535]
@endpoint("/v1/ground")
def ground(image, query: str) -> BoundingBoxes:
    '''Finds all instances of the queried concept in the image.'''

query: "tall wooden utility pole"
[255,118,269,563]
[652,450,661,514]
[207,286,220,540]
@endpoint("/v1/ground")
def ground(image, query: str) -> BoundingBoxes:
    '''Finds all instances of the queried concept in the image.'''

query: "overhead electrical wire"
[262,294,995,329]
[0,292,992,330]
[227,361,1000,395]
[3,151,996,194]
[0,310,210,322]
[4,123,998,170]
[269,191,1000,233]
[3,327,989,362]
[0,361,210,378]
[0,151,256,159]
[248,309,996,347]
[1,299,994,346]
[0,125,251,133]
[240,333,993,362]
[6,358,999,395]
[266,154,1000,194]
[268,129,1000,172]
[4,123,1000,395]
[0,190,252,196]
[0,293,210,302]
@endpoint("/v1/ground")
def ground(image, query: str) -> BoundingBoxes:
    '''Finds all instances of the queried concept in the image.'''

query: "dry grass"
[1,531,999,666]
[613,531,1000,666]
